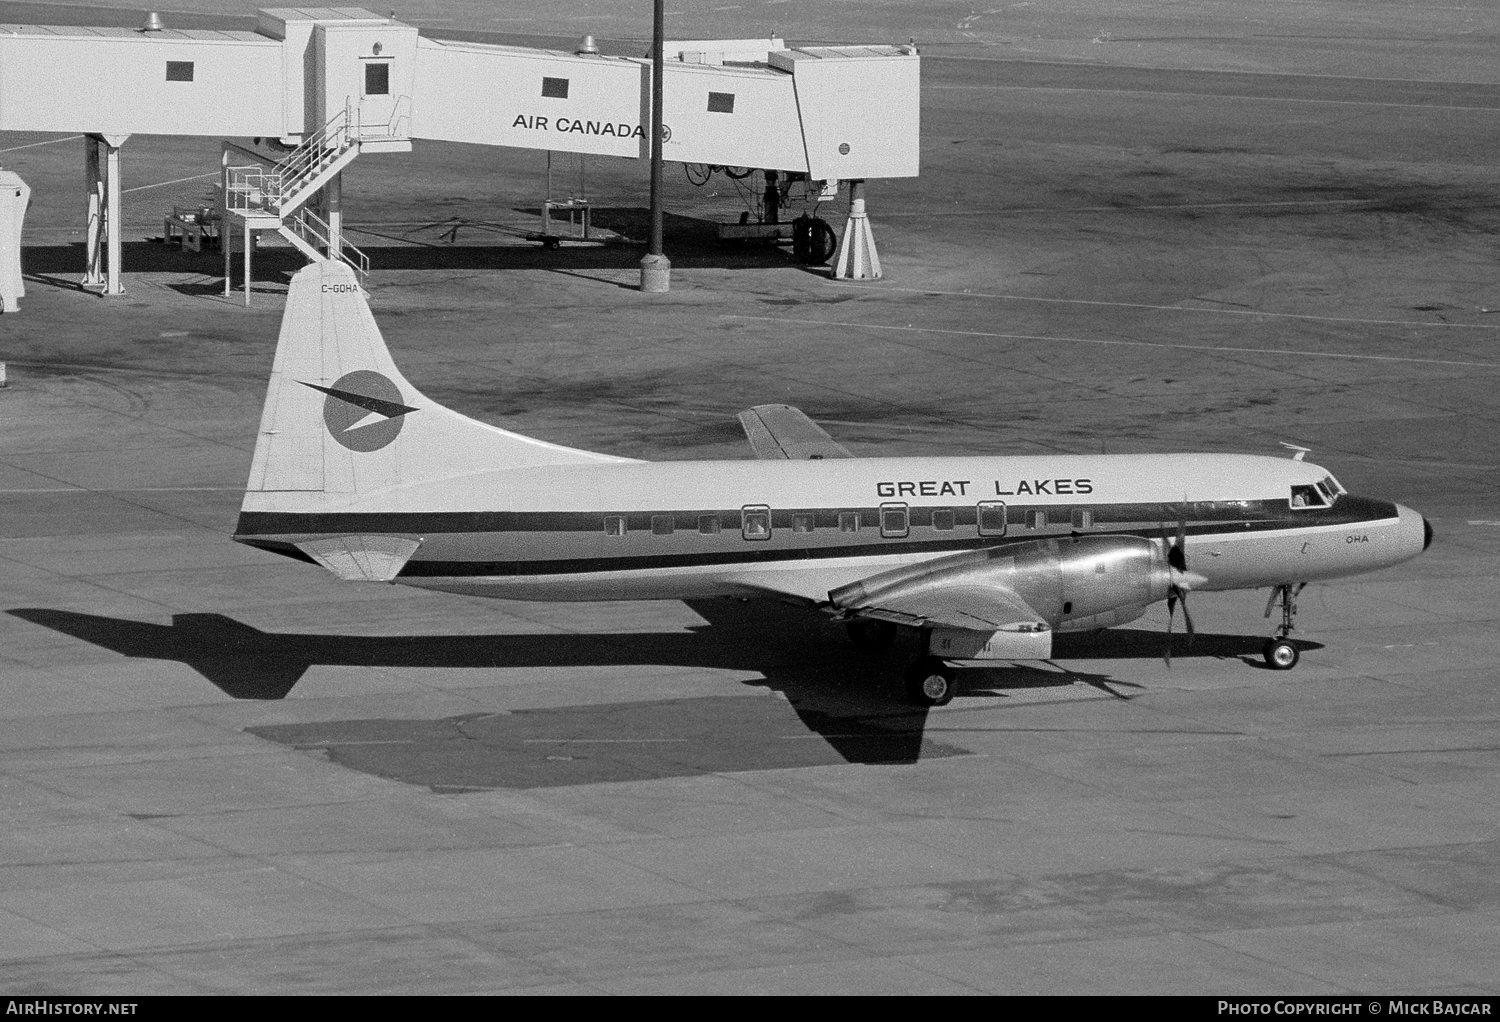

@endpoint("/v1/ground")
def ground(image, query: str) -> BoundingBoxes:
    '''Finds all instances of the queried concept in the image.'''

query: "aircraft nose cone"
[1391,504,1429,565]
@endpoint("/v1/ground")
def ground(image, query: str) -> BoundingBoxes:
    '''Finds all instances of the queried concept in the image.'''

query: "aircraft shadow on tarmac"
[8,603,1311,790]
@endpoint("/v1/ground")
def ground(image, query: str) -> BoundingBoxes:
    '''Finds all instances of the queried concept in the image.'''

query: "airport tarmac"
[0,0,1498,996]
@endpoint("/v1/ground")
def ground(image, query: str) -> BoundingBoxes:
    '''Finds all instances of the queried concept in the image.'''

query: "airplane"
[233,261,1433,706]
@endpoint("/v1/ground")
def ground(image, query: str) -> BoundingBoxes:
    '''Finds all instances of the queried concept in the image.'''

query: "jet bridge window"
[165,61,194,82]
[698,514,721,535]
[707,92,735,113]
[1027,510,1047,530]
[651,514,675,536]
[542,77,570,99]
[1289,484,1329,509]
[1072,508,1093,530]
[742,505,771,540]
[931,509,956,531]
[977,501,1007,537]
[880,503,909,538]
[838,512,860,533]
[603,515,626,537]
[364,61,390,96]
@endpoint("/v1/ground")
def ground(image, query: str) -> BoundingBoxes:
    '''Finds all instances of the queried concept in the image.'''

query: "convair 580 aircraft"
[235,263,1432,705]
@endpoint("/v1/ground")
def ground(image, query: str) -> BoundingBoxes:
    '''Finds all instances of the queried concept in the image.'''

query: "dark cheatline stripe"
[235,496,1400,578]
[234,496,1396,540]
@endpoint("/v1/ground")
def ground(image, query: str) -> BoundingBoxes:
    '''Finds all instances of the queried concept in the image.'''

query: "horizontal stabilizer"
[293,535,422,582]
[737,404,853,460]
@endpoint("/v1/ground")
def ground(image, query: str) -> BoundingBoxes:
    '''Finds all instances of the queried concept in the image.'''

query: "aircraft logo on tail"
[301,370,418,452]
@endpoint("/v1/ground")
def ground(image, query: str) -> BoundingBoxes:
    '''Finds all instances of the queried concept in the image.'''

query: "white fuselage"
[237,452,1429,603]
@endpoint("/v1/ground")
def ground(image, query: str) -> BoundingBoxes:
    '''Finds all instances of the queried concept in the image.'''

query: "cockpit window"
[1289,484,1329,509]
[1322,474,1346,496]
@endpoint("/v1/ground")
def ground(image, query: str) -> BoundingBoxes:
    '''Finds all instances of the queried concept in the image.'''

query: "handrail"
[291,209,370,276]
[224,106,353,215]
[351,95,413,140]
[223,166,282,212]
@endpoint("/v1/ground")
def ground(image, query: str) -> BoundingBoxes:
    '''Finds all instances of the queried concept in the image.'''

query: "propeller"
[1161,512,1194,665]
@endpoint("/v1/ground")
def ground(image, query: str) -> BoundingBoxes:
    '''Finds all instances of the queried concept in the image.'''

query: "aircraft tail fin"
[244,262,627,503]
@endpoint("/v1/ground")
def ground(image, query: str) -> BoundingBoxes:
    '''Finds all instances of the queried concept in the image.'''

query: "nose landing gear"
[1262,582,1306,670]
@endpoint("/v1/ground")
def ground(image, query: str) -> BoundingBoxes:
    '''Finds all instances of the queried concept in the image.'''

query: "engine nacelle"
[830,534,1172,637]
[1055,601,1151,634]
[1055,535,1171,626]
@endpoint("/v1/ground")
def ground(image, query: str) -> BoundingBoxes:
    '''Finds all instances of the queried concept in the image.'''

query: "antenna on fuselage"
[1279,442,1311,461]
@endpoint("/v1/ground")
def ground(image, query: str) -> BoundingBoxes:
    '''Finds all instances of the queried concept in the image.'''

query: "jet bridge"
[0,8,919,297]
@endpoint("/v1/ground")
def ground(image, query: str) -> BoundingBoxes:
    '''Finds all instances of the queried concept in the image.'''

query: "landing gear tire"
[846,619,896,651]
[1263,638,1299,670]
[904,657,956,707]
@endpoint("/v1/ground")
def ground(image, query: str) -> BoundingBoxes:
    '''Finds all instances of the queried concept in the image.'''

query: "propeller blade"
[1178,587,1195,648]
[1164,591,1177,667]
[1169,515,1188,572]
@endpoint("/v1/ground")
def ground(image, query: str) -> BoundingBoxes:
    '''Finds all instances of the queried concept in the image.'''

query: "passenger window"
[977,501,1007,536]
[742,505,771,540]
[541,76,569,99]
[1028,510,1047,530]
[792,513,815,534]
[698,514,721,535]
[838,512,860,533]
[1071,508,1093,530]
[1289,484,1327,509]
[603,516,626,537]
[166,61,194,82]
[880,503,909,538]
[931,509,955,532]
[651,514,674,536]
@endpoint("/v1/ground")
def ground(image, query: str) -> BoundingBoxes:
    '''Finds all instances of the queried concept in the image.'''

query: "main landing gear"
[903,656,956,707]
[1262,582,1306,670]
[844,620,955,706]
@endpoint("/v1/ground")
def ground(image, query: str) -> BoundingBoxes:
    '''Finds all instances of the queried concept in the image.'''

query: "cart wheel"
[544,238,561,250]
[684,163,712,186]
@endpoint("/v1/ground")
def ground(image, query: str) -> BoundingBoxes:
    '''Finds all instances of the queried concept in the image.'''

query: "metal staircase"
[280,207,369,275]
[222,105,367,278]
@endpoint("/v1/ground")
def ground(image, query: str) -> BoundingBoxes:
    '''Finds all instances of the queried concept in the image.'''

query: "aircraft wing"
[848,584,1048,632]
[737,404,853,460]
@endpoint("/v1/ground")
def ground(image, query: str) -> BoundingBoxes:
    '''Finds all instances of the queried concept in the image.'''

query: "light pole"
[639,0,671,292]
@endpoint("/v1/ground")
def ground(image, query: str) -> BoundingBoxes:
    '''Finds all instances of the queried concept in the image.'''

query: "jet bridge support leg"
[832,179,881,281]
[84,138,102,287]
[83,134,128,295]
[325,171,342,258]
